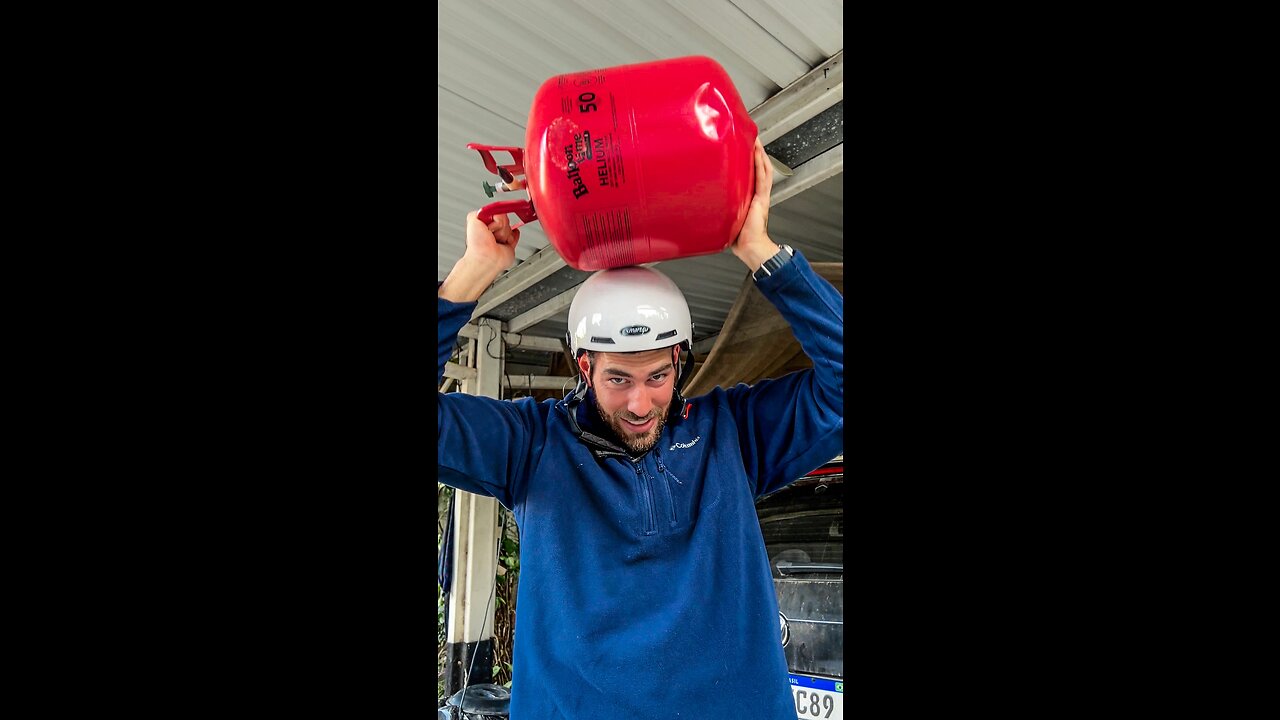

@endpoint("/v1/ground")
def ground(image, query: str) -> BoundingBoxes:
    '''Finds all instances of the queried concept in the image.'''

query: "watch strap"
[752,244,795,282]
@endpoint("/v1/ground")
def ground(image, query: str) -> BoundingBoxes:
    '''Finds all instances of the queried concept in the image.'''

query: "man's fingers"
[756,145,772,199]
[487,214,510,234]
[489,217,520,246]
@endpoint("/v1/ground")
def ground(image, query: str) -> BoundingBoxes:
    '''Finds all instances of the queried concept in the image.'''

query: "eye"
[649,373,668,382]
[607,377,629,385]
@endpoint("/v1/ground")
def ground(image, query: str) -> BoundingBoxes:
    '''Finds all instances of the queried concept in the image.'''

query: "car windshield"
[757,474,843,679]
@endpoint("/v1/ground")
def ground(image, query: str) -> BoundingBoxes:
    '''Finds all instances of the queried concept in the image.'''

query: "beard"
[596,402,669,454]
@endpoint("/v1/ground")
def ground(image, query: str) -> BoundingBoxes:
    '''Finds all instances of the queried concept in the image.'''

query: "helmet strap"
[675,343,695,391]
[669,343,696,416]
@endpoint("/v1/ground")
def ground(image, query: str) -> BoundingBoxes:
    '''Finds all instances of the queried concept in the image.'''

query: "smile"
[621,417,655,433]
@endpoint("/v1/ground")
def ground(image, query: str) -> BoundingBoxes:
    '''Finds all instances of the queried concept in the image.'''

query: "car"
[756,455,844,720]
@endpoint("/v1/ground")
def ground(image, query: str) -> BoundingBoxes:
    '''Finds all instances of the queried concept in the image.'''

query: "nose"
[626,387,653,419]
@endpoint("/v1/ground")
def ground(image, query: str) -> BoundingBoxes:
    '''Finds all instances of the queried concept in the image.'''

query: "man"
[437,138,843,719]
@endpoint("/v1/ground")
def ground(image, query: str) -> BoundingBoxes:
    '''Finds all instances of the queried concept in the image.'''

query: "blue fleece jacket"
[437,252,843,720]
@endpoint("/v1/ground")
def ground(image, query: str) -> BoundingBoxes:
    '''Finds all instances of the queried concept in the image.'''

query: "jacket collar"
[558,385,685,461]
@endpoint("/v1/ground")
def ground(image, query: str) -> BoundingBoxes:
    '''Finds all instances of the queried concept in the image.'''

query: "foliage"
[438,485,520,696]
[492,508,519,688]
[438,484,452,700]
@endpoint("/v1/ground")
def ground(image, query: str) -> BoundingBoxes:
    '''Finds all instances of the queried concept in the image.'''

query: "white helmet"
[567,266,692,357]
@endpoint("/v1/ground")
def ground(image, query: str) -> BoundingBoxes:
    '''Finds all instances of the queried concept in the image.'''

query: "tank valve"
[483,179,528,198]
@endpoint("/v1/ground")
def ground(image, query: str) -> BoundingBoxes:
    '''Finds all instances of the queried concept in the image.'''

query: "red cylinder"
[476,56,758,271]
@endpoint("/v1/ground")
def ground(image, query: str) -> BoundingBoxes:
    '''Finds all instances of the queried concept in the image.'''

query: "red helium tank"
[470,56,758,271]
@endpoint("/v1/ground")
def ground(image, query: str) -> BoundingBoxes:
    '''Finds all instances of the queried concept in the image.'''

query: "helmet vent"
[589,336,616,344]
[655,329,677,341]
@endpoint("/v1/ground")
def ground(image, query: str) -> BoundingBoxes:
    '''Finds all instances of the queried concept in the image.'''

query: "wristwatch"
[751,244,795,282]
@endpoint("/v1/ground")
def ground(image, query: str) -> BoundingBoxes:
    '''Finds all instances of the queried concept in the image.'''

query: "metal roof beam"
[503,375,577,390]
[751,51,843,146]
[456,325,565,353]
[469,243,572,321]
[771,144,843,206]
[507,285,577,334]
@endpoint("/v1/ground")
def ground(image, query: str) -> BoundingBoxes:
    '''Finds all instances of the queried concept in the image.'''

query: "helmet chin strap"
[565,349,592,405]
[673,342,695,406]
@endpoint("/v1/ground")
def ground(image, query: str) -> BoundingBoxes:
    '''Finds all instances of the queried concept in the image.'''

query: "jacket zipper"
[655,454,678,525]
[656,451,683,485]
[633,460,657,535]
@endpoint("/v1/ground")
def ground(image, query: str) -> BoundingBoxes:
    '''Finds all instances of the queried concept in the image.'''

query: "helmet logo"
[619,325,651,336]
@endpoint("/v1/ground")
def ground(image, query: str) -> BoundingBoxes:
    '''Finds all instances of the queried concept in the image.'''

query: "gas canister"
[470,56,758,271]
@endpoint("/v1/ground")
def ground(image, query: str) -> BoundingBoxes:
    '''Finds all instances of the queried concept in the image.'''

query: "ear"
[577,353,592,388]
[673,345,681,380]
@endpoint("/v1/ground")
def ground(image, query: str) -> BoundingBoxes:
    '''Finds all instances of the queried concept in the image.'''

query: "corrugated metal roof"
[438,0,843,340]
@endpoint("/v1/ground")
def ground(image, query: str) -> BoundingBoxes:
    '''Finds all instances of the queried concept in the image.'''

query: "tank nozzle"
[483,179,529,197]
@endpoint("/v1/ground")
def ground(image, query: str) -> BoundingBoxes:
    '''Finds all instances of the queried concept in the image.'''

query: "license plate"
[789,674,842,719]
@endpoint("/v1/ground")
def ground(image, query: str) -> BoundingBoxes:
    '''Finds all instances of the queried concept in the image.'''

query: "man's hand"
[465,210,520,269]
[730,137,781,272]
[439,211,522,303]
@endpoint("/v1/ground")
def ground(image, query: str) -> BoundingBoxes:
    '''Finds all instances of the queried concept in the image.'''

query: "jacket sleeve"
[723,252,843,498]
[437,295,538,510]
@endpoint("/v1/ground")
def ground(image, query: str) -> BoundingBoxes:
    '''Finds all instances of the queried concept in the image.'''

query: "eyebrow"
[601,362,674,379]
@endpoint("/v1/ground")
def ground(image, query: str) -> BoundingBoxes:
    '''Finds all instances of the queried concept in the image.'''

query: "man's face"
[582,347,676,454]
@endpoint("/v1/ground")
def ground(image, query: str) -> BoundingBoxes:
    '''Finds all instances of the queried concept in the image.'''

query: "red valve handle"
[478,200,538,232]
[466,143,525,180]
